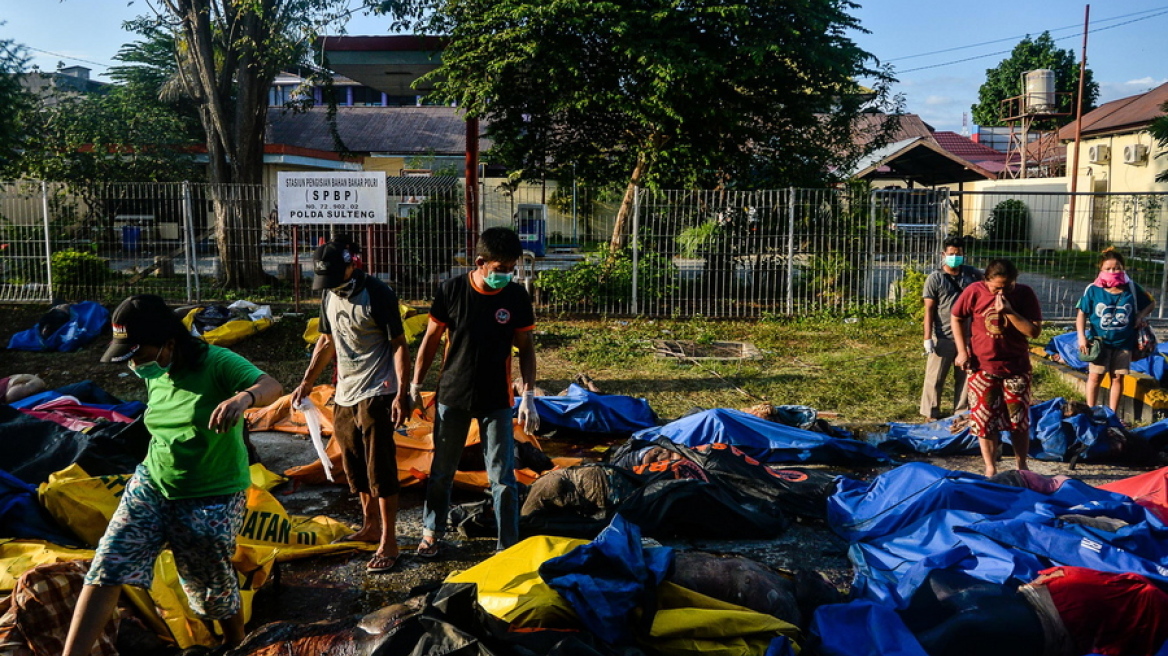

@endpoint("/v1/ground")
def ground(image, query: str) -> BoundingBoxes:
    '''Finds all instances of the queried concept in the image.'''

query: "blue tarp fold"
[875,398,1127,463]
[874,416,980,456]
[1046,330,1168,380]
[539,514,673,646]
[633,408,890,465]
[823,460,1168,654]
[7,301,109,352]
[522,383,658,436]
[810,601,927,656]
[10,380,146,418]
[0,468,79,545]
[828,462,1168,609]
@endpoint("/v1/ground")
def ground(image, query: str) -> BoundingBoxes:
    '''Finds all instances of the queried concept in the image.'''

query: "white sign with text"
[277,171,388,224]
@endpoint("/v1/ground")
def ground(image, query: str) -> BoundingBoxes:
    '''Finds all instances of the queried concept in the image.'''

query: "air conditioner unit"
[1123,144,1149,165]
[1088,144,1110,164]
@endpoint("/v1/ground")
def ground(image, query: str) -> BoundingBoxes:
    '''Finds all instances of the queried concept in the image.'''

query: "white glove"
[923,339,935,355]
[518,391,540,434]
[409,382,426,418]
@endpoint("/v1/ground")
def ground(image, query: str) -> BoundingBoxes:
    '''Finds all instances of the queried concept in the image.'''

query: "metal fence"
[2,179,1167,320]
[953,190,1168,319]
[536,187,946,316]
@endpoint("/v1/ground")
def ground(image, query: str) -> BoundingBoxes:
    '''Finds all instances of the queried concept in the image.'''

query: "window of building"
[350,86,384,106]
[269,85,290,106]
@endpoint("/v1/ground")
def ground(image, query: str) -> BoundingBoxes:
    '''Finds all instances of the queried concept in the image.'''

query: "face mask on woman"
[129,360,171,379]
[1094,270,1128,288]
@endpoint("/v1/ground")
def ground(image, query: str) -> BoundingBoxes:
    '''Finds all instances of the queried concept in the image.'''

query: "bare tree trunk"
[216,21,270,289]
[608,150,649,256]
[608,134,668,259]
[171,0,279,289]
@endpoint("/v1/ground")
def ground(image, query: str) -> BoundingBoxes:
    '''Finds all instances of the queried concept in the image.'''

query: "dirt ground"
[0,302,1153,634]
[241,435,1145,629]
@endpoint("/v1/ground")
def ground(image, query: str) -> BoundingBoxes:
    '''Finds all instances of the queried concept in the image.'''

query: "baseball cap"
[100,295,176,362]
[312,240,356,290]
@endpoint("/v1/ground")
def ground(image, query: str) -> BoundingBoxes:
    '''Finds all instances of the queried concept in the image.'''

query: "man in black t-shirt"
[411,228,539,556]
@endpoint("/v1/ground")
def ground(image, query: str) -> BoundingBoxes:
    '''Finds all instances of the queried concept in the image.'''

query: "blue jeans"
[422,404,518,550]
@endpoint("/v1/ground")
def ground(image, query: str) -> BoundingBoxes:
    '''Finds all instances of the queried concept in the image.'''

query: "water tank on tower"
[1024,69,1056,114]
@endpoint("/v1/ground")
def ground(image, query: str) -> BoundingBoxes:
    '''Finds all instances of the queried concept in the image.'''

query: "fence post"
[1131,196,1139,261]
[868,189,880,312]
[182,182,193,302]
[40,181,53,302]
[786,188,795,316]
[631,185,641,315]
[182,181,201,303]
[1160,195,1168,319]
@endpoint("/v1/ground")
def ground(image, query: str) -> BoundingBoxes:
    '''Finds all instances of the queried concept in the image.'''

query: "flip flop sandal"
[416,536,441,559]
[367,552,400,574]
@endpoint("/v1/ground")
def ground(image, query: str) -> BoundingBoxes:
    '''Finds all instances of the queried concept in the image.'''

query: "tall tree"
[407,0,895,251]
[13,79,200,184]
[972,31,1098,128]
[0,32,33,171]
[108,17,203,140]
[8,65,201,245]
[150,0,348,287]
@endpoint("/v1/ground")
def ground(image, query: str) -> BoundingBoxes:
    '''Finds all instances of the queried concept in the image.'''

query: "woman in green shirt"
[63,295,282,655]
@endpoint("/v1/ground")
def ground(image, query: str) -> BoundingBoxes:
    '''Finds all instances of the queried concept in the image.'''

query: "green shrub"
[51,249,112,285]
[898,264,928,322]
[675,220,721,258]
[984,199,1031,248]
[537,247,677,308]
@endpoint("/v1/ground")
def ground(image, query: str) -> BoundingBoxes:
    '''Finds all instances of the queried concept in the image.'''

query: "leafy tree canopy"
[144,0,352,287]
[10,79,201,184]
[407,0,896,191]
[972,31,1098,128]
[5,23,203,185]
[0,31,34,171]
[107,17,202,139]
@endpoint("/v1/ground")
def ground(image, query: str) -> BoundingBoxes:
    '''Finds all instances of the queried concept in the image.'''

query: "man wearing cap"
[64,295,281,655]
[291,237,410,573]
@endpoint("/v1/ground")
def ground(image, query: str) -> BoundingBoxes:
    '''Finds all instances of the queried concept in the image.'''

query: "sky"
[1,0,1166,134]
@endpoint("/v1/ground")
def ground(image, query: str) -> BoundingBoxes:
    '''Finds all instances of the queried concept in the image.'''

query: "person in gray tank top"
[292,237,410,574]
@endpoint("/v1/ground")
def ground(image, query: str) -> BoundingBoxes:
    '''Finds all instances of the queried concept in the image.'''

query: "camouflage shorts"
[84,464,246,619]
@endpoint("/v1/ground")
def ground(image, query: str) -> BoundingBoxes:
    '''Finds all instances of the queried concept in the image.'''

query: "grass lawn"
[3,303,1083,431]
[521,314,1082,428]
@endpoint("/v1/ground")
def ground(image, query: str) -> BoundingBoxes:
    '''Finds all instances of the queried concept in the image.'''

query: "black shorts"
[333,395,400,497]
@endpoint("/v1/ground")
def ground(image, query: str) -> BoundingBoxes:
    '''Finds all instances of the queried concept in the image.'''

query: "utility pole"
[1066,5,1090,251]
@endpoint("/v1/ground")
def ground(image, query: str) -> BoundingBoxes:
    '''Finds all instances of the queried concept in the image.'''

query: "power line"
[885,5,1168,62]
[896,8,1168,74]
[24,45,114,70]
